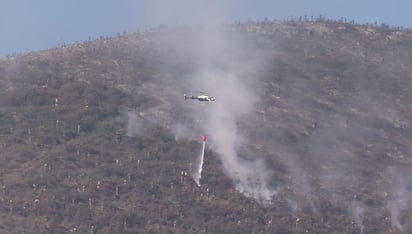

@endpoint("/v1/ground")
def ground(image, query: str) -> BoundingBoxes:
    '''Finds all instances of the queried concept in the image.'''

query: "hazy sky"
[1,0,411,57]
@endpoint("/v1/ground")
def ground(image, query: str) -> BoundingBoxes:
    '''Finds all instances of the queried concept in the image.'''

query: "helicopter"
[184,93,215,102]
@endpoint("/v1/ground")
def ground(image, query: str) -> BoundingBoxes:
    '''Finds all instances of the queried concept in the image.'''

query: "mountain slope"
[0,20,412,233]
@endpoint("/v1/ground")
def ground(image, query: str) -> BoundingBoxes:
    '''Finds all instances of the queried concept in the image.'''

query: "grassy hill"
[0,19,412,233]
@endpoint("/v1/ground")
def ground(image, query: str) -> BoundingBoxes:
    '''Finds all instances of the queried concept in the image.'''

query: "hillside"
[1,20,412,233]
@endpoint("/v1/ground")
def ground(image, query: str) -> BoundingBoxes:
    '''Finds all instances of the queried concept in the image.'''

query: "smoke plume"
[125,1,412,214]
[124,111,149,137]
[129,1,278,202]
[188,70,276,201]
[385,167,412,231]
[349,201,365,234]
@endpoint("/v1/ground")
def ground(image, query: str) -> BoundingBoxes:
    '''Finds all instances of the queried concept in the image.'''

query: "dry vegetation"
[0,19,412,233]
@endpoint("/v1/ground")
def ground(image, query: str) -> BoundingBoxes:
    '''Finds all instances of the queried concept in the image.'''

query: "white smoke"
[189,70,277,202]
[130,0,279,202]
[118,33,274,199]
[349,201,365,234]
[139,0,228,28]
[388,199,403,232]
[385,168,411,232]
[171,122,191,141]
[123,111,149,137]
[1,58,20,92]
[122,70,280,202]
